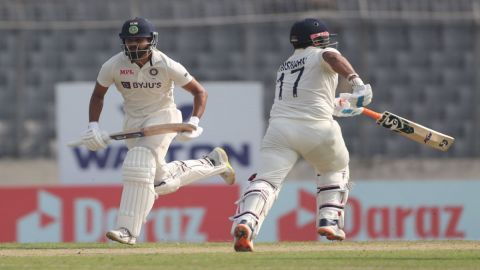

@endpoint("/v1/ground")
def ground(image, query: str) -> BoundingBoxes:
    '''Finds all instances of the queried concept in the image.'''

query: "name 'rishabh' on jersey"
[97,48,193,118]
[270,46,340,121]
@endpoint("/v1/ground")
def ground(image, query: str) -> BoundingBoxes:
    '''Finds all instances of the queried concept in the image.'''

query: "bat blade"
[67,123,196,147]
[109,123,196,140]
[362,108,455,151]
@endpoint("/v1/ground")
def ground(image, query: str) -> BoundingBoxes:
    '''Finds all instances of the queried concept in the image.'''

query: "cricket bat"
[67,123,196,147]
[362,108,454,151]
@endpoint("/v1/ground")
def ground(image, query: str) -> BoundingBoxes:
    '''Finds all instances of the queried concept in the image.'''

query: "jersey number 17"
[277,66,304,100]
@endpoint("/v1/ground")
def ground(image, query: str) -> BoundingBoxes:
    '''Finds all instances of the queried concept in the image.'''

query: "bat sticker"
[439,139,449,148]
[377,113,414,134]
[424,132,432,143]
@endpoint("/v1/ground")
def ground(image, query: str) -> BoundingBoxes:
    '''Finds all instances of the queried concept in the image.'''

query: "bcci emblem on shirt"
[149,68,158,76]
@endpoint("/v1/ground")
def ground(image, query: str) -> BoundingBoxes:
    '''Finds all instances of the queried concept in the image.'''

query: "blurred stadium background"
[0,0,479,243]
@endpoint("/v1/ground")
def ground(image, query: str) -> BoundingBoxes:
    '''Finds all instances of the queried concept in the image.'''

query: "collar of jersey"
[149,49,162,66]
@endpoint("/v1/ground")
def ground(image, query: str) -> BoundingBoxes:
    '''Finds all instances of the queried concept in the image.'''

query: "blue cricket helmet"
[119,17,158,61]
[290,18,337,49]
[119,17,157,40]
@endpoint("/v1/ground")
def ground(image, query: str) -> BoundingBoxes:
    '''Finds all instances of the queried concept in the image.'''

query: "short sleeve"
[166,58,194,87]
[96,62,114,87]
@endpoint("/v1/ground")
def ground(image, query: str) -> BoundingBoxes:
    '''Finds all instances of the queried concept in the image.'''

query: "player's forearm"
[88,94,104,122]
[191,90,207,118]
[182,79,208,119]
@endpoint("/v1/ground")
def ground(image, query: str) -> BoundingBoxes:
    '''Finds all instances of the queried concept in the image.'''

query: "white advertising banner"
[56,82,263,185]
[257,180,480,242]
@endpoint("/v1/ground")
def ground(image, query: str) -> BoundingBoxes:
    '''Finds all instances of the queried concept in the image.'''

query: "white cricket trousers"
[123,107,182,164]
[256,117,349,186]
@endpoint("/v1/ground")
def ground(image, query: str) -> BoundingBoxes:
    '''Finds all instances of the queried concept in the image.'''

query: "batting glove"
[347,76,373,107]
[80,122,110,151]
[175,116,204,142]
[333,95,364,117]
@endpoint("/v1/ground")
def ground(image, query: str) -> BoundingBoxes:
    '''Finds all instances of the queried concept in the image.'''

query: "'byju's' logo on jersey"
[120,69,134,75]
[132,82,162,88]
[120,81,161,89]
[121,81,131,89]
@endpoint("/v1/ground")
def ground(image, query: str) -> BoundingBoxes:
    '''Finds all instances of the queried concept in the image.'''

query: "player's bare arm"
[174,78,207,142]
[323,51,373,107]
[88,82,109,122]
[181,78,207,119]
[322,51,357,79]
[77,82,110,151]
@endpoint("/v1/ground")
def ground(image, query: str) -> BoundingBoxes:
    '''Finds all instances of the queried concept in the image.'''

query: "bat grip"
[67,132,112,148]
[362,108,382,120]
[67,140,83,147]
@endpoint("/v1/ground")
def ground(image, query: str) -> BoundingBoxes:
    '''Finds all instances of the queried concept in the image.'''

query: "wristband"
[349,77,364,86]
[188,116,200,126]
[347,73,358,81]
[88,122,99,129]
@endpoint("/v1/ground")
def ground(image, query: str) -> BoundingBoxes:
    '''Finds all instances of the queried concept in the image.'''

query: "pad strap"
[316,167,350,229]
[231,179,279,239]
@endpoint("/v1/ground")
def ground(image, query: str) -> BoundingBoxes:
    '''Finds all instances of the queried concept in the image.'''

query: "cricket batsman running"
[78,17,235,245]
[230,18,372,251]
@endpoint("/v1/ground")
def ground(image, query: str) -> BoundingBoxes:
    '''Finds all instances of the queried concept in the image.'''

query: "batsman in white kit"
[231,18,372,251]
[78,17,236,245]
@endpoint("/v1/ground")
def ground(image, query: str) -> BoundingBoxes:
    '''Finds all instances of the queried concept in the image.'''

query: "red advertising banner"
[2,181,478,243]
[0,185,238,243]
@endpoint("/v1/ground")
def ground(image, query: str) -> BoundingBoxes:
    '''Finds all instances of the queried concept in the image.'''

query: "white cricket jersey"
[97,48,193,118]
[270,46,340,121]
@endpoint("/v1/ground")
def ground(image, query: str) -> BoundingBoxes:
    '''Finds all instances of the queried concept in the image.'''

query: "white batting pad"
[231,179,280,239]
[154,158,224,196]
[116,147,156,237]
[316,166,350,228]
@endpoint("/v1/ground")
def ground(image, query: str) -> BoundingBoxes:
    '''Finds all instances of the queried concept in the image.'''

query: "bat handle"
[362,108,382,120]
[67,140,83,147]
[67,133,111,147]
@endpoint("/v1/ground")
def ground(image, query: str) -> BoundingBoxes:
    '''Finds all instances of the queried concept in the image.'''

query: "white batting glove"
[175,116,204,142]
[80,122,110,151]
[347,77,373,107]
[333,94,364,117]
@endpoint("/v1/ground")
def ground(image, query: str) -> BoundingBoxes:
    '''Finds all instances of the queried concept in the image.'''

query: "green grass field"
[1,241,479,270]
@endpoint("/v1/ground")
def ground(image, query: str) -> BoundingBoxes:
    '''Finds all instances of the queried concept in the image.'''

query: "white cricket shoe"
[206,147,236,185]
[106,227,136,245]
[317,219,346,241]
[233,221,254,252]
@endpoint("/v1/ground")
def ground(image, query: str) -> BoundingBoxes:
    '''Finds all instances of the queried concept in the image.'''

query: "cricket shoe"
[317,219,346,241]
[106,227,136,245]
[233,220,254,252]
[206,147,236,185]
